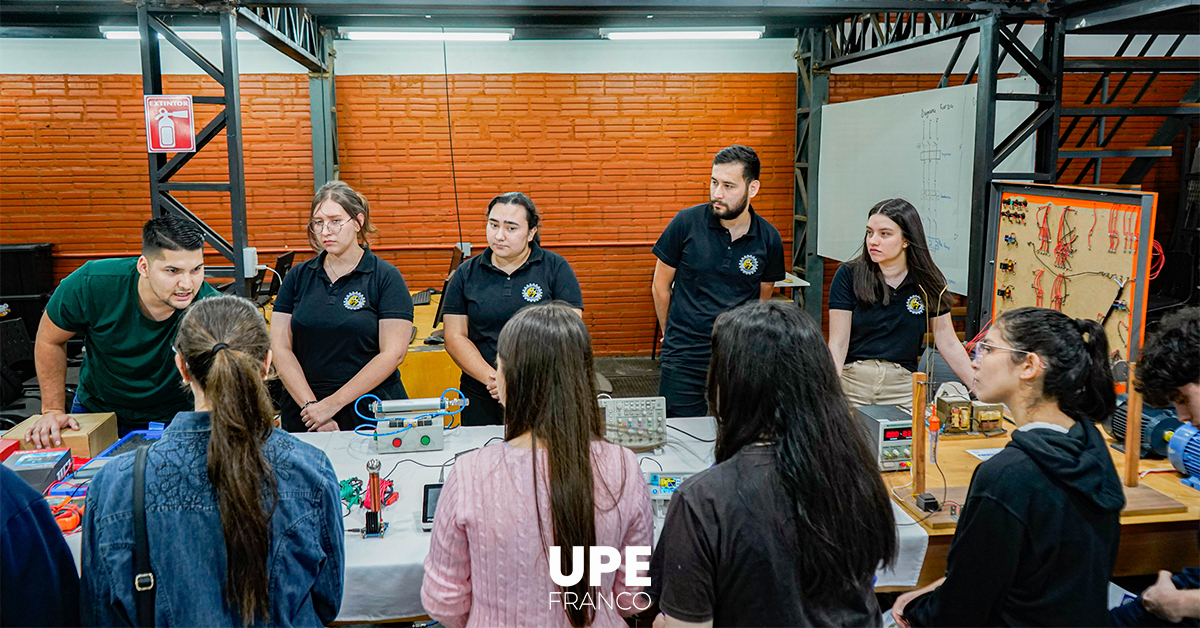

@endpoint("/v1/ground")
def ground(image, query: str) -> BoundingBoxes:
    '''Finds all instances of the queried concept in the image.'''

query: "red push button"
[392,438,403,447]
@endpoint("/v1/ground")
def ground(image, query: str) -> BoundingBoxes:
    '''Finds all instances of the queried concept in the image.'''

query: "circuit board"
[988,184,1157,365]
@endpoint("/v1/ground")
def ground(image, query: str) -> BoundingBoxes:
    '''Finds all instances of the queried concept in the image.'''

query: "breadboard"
[985,183,1157,367]
[600,396,666,453]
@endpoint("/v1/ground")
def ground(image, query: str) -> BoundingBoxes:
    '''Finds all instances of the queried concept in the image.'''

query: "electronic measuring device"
[366,396,467,454]
[645,471,695,518]
[600,396,666,452]
[855,405,914,472]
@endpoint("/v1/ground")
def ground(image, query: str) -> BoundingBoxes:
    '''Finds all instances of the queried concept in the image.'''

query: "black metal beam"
[1059,147,1173,158]
[220,10,252,297]
[1064,57,1200,73]
[147,14,224,84]
[1118,77,1200,185]
[997,21,1052,84]
[159,193,236,261]
[994,107,1055,167]
[235,7,325,73]
[1062,105,1200,116]
[967,14,998,336]
[816,17,982,69]
[1063,0,1198,32]
[157,110,228,182]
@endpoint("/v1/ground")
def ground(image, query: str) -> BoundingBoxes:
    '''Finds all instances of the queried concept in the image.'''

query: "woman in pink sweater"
[422,301,654,628]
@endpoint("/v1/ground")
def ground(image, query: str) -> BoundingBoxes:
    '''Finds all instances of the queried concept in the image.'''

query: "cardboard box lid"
[1,413,118,452]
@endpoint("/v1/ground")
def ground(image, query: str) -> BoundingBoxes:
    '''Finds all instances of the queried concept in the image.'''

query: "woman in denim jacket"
[80,296,344,626]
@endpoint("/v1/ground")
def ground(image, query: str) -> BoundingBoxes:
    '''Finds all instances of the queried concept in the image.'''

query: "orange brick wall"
[0,72,797,356]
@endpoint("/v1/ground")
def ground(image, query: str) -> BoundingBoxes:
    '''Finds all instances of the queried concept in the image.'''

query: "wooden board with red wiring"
[989,186,1159,364]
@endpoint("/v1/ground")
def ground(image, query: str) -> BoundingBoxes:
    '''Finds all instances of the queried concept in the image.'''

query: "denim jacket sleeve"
[80,466,131,627]
[311,456,345,625]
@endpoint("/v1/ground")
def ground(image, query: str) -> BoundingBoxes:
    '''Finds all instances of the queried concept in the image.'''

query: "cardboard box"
[2,413,118,458]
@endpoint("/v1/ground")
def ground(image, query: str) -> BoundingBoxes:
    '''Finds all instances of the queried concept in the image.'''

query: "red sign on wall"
[143,95,196,153]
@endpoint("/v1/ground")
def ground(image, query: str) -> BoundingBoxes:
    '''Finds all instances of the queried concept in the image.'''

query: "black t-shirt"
[649,446,881,627]
[653,204,785,364]
[442,245,583,381]
[273,249,413,392]
[828,263,948,372]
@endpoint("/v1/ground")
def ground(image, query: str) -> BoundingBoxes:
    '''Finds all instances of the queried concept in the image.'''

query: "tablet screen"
[423,483,443,523]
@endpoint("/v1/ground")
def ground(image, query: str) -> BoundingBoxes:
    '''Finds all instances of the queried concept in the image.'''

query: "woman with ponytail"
[81,296,344,626]
[421,301,652,628]
[893,306,1124,627]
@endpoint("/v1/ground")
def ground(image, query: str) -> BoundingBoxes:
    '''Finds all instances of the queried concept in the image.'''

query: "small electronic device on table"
[855,405,914,472]
[600,396,666,452]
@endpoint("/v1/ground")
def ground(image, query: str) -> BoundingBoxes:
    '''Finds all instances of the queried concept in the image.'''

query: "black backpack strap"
[133,445,155,627]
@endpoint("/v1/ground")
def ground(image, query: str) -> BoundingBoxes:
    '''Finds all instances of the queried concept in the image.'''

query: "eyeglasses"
[971,341,1034,364]
[308,218,350,234]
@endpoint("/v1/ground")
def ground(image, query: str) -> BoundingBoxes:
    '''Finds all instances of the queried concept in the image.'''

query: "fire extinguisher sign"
[143,95,196,153]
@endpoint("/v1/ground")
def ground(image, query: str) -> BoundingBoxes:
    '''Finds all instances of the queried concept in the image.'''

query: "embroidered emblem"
[737,254,760,276]
[343,291,366,311]
[906,294,925,315]
[522,283,544,303]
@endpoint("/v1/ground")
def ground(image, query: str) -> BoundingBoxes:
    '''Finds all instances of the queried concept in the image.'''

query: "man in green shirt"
[25,214,220,447]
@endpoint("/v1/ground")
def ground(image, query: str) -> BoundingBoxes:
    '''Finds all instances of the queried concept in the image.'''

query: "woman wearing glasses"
[827,199,974,406]
[892,307,1124,627]
[270,180,415,432]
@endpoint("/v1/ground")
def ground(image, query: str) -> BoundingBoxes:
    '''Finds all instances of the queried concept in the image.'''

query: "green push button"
[420,435,431,446]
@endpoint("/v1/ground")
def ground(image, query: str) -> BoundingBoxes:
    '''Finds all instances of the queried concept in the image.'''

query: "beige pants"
[840,359,913,410]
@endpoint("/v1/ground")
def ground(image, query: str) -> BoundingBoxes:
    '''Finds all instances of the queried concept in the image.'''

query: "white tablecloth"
[65,417,927,623]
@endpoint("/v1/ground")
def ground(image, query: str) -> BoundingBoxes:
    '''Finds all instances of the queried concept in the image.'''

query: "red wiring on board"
[1087,208,1097,250]
[1149,240,1165,280]
[1032,269,1046,307]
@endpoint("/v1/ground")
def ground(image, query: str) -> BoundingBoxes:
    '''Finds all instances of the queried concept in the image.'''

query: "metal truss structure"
[1,0,1196,313]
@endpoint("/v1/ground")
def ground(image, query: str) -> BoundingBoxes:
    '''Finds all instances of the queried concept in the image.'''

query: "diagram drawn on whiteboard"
[919,107,953,252]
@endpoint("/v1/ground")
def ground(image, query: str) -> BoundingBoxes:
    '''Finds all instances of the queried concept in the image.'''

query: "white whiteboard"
[817,76,1037,293]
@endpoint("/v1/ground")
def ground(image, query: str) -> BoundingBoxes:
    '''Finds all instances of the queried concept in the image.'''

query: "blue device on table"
[47,424,165,499]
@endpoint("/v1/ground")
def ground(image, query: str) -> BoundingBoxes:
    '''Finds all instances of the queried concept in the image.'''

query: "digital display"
[884,428,913,442]
[423,484,443,523]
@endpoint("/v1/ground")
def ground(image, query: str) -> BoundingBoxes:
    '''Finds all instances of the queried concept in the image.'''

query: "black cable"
[383,455,456,481]
[639,457,664,472]
[667,424,714,443]
[441,31,464,247]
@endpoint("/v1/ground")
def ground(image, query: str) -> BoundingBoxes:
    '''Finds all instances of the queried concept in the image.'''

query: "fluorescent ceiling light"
[341,29,513,42]
[601,27,764,40]
[102,29,257,41]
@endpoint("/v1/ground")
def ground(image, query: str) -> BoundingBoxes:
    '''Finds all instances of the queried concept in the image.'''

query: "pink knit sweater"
[421,440,653,628]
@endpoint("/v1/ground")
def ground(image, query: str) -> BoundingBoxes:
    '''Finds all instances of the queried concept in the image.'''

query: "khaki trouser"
[840,359,913,410]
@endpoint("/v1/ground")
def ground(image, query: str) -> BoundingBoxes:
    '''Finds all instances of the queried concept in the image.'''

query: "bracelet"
[301,400,318,410]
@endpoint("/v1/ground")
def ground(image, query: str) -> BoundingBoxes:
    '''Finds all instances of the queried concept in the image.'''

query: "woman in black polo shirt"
[270,181,414,432]
[442,192,583,426]
[827,198,974,406]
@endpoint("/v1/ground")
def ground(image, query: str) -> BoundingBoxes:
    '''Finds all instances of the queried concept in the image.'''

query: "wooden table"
[881,431,1200,589]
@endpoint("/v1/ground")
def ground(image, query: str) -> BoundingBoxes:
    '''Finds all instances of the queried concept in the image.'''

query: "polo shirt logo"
[737,255,760,276]
[343,291,366,311]
[522,283,544,303]
[906,294,925,315]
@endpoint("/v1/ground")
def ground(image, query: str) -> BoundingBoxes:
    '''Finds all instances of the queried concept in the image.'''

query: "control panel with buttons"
[373,418,445,454]
[645,471,695,518]
[600,396,667,453]
[854,405,914,472]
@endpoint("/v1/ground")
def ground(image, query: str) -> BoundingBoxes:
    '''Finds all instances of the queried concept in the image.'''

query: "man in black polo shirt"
[652,145,786,417]
[443,192,583,426]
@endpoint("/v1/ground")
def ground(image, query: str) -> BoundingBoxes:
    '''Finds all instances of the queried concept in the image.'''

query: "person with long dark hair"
[442,192,584,426]
[80,296,344,626]
[649,300,897,627]
[422,302,652,627]
[827,199,974,406]
[271,180,415,432]
[892,306,1124,627]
